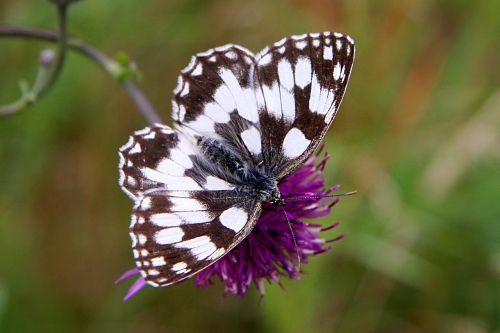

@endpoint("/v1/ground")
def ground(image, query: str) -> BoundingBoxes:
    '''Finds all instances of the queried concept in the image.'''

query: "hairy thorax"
[197,137,282,204]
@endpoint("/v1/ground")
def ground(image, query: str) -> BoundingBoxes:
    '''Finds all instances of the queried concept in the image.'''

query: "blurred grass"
[0,1,499,332]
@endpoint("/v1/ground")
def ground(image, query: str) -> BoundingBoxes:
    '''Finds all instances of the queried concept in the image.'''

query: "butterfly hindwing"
[254,32,355,178]
[130,190,261,286]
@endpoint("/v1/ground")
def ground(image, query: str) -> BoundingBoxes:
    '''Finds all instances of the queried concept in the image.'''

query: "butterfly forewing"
[119,124,239,200]
[130,190,261,286]
[172,44,263,164]
[254,32,354,178]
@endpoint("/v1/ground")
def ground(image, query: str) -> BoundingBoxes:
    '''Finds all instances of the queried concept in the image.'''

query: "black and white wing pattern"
[119,125,262,286]
[171,44,262,165]
[119,31,354,288]
[130,189,261,286]
[254,32,354,178]
[119,125,197,200]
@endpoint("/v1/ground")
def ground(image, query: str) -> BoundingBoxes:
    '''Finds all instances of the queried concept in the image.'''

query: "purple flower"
[116,149,343,300]
[194,150,343,296]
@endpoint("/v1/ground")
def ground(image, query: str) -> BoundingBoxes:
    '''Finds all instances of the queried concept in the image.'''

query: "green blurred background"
[1,1,499,332]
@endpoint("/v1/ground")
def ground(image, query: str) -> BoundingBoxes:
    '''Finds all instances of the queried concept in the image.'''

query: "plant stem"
[0,4,68,116]
[42,4,68,93]
[0,22,162,125]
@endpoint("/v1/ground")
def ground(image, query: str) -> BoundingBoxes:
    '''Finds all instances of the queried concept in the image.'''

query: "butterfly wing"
[170,32,355,179]
[119,32,355,287]
[171,44,263,164]
[131,190,261,286]
[119,124,242,200]
[119,125,262,286]
[119,125,197,200]
[254,32,355,178]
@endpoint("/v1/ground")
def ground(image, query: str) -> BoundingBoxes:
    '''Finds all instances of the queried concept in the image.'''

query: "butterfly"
[118,32,355,288]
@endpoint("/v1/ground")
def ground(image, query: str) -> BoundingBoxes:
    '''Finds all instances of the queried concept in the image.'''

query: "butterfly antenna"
[286,190,358,201]
[280,206,301,272]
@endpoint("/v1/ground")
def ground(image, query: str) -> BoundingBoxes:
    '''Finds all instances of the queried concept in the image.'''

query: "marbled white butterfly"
[118,32,355,287]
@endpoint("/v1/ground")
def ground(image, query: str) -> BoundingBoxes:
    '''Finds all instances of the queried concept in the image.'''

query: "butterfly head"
[269,189,285,206]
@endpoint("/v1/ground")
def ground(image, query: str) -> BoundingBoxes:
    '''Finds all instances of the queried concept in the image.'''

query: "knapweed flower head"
[194,150,342,296]
[117,149,344,300]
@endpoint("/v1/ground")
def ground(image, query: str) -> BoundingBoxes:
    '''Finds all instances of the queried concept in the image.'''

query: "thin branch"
[121,80,161,125]
[0,4,68,116]
[42,4,68,92]
[0,23,162,125]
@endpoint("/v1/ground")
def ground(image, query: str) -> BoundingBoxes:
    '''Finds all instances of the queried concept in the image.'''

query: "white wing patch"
[308,73,335,118]
[219,207,248,232]
[323,45,333,60]
[204,102,231,123]
[213,83,237,115]
[278,59,295,90]
[261,83,282,118]
[205,176,234,191]
[141,168,202,191]
[191,242,218,260]
[239,88,260,123]
[277,59,296,120]
[170,197,206,212]
[295,57,312,89]
[155,159,186,176]
[150,211,213,227]
[129,143,142,154]
[175,236,219,261]
[150,213,183,227]
[154,227,184,245]
[185,115,216,135]
[240,126,262,155]
[282,127,311,159]
[151,256,167,267]
[218,68,259,122]
[333,63,342,81]
[172,262,188,272]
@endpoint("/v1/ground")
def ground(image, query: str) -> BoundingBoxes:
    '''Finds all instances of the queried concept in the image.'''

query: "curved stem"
[0,23,162,125]
[0,4,68,115]
[41,4,68,93]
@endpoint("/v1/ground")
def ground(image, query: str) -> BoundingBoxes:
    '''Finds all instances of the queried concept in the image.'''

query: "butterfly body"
[119,32,355,287]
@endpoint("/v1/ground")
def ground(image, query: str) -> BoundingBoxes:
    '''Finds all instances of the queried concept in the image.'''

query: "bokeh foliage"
[0,1,499,332]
